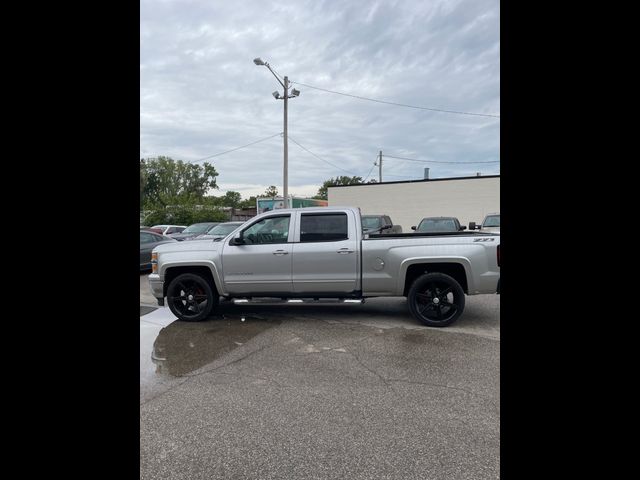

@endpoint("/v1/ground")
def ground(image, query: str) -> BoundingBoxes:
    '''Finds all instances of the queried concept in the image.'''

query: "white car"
[469,214,500,234]
[194,221,245,240]
[151,225,187,236]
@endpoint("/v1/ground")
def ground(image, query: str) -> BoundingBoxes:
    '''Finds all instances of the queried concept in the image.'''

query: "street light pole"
[283,76,288,208]
[254,58,299,209]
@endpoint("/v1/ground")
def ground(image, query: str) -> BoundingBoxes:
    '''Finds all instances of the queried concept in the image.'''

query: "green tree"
[201,195,223,207]
[140,159,148,210]
[316,176,363,200]
[239,196,257,209]
[143,206,229,226]
[140,156,219,209]
[221,191,242,208]
[260,185,279,198]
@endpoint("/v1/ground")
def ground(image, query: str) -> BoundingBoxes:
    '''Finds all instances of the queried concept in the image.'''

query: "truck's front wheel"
[407,272,465,327]
[166,273,217,322]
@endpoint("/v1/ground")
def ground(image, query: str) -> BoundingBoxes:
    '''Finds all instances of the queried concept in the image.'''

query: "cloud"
[140,0,499,198]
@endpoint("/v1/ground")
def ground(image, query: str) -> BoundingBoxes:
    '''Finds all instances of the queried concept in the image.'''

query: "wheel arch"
[161,262,222,298]
[399,258,471,296]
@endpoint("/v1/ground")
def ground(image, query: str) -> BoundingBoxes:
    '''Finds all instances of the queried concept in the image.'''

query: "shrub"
[143,206,229,226]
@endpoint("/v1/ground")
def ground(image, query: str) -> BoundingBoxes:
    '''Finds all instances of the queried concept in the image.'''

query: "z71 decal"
[473,238,495,242]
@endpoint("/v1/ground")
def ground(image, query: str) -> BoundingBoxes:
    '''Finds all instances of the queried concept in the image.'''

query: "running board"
[232,298,365,305]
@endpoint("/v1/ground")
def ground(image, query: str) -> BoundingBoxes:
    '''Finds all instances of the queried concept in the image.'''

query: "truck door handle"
[337,248,354,254]
[272,249,289,255]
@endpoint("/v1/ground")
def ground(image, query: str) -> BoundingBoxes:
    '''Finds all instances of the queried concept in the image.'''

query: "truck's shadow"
[151,296,498,377]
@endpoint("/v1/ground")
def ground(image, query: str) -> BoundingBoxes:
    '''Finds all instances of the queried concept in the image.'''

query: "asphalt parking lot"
[140,273,500,479]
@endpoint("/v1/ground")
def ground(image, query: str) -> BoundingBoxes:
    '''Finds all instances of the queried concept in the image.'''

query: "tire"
[407,272,465,327]
[166,273,218,322]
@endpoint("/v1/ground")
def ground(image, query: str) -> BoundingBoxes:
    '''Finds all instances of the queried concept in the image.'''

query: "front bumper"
[148,273,164,305]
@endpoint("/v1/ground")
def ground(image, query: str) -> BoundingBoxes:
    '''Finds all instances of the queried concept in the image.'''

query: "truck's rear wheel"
[166,273,217,322]
[407,272,465,327]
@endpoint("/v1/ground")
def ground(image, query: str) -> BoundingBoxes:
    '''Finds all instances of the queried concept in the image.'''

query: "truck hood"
[153,239,221,254]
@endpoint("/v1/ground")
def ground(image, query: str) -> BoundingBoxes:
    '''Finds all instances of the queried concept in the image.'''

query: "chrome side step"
[231,298,364,305]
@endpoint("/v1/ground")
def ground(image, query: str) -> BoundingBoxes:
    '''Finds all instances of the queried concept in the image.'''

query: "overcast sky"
[140,0,499,199]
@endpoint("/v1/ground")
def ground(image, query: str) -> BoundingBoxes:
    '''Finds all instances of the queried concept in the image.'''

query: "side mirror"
[381,224,392,231]
[231,236,245,245]
[469,222,477,230]
[411,226,417,231]
[460,226,467,230]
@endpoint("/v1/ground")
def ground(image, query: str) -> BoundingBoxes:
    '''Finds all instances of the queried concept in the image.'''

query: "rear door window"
[300,213,348,242]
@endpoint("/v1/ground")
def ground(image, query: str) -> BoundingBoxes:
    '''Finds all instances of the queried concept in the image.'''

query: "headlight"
[151,252,158,273]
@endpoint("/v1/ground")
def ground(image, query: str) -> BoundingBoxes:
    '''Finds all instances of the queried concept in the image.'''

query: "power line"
[290,81,500,119]
[383,154,500,164]
[362,156,378,182]
[190,132,283,163]
[287,135,361,176]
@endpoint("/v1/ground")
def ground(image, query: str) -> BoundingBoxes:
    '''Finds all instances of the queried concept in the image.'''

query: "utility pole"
[283,76,289,208]
[253,58,300,210]
[378,150,383,183]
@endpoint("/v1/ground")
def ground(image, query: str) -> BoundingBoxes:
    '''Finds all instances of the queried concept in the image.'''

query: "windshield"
[361,216,382,230]
[207,223,241,235]
[182,223,214,234]
[417,218,457,232]
[483,215,500,227]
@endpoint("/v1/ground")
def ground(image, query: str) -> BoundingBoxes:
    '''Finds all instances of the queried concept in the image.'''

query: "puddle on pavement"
[151,315,280,377]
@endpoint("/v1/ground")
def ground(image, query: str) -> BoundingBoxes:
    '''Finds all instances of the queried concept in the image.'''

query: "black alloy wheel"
[166,273,217,322]
[407,272,465,327]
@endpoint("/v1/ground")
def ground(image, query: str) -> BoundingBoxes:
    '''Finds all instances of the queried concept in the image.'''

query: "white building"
[328,175,500,232]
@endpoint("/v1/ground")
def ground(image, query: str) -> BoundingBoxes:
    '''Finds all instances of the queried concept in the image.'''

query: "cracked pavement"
[140,274,499,479]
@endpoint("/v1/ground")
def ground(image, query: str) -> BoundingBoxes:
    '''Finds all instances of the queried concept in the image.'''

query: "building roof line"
[328,175,500,188]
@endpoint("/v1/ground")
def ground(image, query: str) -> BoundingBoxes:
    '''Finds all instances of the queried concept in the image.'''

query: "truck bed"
[361,231,500,296]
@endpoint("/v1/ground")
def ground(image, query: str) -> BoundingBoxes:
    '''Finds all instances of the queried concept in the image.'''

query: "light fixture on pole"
[254,57,300,209]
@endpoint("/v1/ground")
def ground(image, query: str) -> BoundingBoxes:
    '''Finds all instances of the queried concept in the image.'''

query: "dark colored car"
[140,231,176,270]
[194,221,245,240]
[411,217,467,233]
[168,222,221,241]
[361,215,403,235]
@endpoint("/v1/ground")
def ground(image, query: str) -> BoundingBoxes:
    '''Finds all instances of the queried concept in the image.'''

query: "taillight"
[497,245,500,267]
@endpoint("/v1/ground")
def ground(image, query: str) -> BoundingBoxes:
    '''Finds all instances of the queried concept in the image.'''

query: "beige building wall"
[328,176,500,232]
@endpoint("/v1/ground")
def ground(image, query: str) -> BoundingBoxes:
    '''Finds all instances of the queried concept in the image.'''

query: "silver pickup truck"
[148,207,500,327]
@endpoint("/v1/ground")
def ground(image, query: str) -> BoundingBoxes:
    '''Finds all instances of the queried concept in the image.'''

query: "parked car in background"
[141,226,164,234]
[151,225,187,236]
[469,213,500,234]
[361,215,403,235]
[169,222,221,241]
[411,217,466,233]
[140,231,176,270]
[195,221,245,240]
